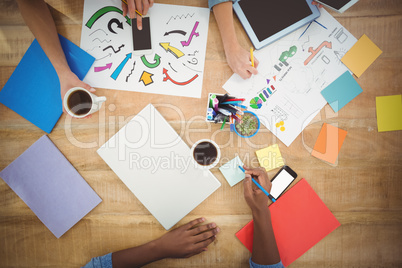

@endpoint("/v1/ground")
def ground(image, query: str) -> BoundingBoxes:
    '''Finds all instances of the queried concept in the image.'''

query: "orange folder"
[311,123,347,164]
[236,179,340,267]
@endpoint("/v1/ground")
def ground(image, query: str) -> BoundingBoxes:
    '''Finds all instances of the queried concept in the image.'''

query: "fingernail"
[139,26,142,30]
[201,217,205,222]
[216,227,220,233]
[210,223,216,228]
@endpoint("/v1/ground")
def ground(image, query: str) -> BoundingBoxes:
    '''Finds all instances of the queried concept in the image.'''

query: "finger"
[142,0,150,15]
[189,222,216,236]
[136,15,143,30]
[245,167,266,177]
[149,0,154,8]
[254,57,260,68]
[184,217,205,230]
[243,174,253,199]
[122,3,128,17]
[248,66,258,75]
[88,87,96,92]
[194,235,216,249]
[193,227,220,243]
[128,0,137,19]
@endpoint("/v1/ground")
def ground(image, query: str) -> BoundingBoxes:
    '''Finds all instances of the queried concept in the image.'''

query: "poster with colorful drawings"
[80,0,209,98]
[223,8,357,146]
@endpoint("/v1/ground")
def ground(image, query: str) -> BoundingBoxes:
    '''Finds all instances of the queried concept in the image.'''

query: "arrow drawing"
[141,54,161,68]
[126,61,136,82]
[108,18,123,34]
[166,13,194,24]
[86,6,131,29]
[187,58,198,65]
[103,44,124,53]
[89,29,108,36]
[304,41,332,65]
[164,30,186,36]
[159,43,184,58]
[139,71,154,86]
[95,53,112,61]
[188,50,199,56]
[181,21,199,47]
[92,38,111,43]
[168,62,177,72]
[111,53,132,80]
[182,63,201,73]
[94,63,112,72]
[163,68,198,86]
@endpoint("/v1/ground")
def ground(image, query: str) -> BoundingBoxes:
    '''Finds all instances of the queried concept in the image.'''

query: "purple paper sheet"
[0,135,102,238]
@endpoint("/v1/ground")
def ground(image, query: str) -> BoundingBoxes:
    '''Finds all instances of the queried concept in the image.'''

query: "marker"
[250,47,255,67]
[229,103,247,109]
[238,166,276,203]
[221,116,227,129]
[222,101,243,105]
[217,108,231,116]
[226,98,245,102]
[121,0,143,17]
[230,117,234,132]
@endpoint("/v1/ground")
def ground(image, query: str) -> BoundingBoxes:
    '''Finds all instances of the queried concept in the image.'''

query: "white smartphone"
[132,17,153,55]
[270,166,297,199]
[315,0,359,13]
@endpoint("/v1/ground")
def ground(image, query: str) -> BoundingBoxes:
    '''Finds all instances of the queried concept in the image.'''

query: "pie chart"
[250,97,263,109]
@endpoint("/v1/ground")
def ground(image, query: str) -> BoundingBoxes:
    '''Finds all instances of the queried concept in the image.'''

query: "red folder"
[236,178,340,267]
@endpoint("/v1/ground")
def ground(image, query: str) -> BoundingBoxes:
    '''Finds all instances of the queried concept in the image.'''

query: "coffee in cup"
[191,139,221,169]
[63,87,106,118]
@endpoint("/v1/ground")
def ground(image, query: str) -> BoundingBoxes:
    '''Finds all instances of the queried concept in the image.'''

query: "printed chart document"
[81,0,209,98]
[223,8,356,146]
[97,104,221,230]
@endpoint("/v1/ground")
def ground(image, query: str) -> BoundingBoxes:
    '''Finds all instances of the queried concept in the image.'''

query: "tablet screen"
[239,0,313,42]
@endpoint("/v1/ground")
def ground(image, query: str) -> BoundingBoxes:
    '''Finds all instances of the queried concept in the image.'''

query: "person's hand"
[154,217,219,259]
[122,0,154,30]
[58,70,96,119]
[225,43,259,79]
[312,1,323,8]
[243,166,272,213]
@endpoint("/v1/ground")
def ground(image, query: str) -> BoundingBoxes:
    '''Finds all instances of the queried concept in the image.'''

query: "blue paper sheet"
[321,71,363,113]
[0,34,95,133]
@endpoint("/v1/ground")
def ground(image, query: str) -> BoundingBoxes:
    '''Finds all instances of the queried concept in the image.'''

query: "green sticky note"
[219,156,245,187]
[376,95,402,132]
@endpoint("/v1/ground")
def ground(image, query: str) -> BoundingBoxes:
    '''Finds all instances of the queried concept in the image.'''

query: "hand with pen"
[122,0,154,30]
[243,166,273,213]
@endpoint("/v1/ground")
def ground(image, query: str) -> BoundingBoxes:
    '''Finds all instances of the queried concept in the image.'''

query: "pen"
[121,0,143,17]
[250,47,255,67]
[238,166,276,203]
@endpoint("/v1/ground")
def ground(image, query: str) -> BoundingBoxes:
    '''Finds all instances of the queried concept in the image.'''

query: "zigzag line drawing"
[92,38,112,43]
[166,13,195,24]
[126,61,136,82]
[103,44,125,53]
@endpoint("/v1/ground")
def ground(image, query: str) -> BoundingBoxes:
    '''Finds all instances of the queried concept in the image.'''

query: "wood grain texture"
[0,0,401,267]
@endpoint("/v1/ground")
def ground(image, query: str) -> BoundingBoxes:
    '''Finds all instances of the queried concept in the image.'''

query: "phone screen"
[317,0,354,10]
[270,167,297,199]
[132,17,152,51]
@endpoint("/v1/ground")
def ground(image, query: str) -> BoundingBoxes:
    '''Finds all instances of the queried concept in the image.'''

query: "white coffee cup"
[191,139,221,169]
[63,87,106,118]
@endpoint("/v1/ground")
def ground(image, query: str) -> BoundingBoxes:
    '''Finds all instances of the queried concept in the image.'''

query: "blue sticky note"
[0,34,95,133]
[219,156,245,187]
[321,71,363,113]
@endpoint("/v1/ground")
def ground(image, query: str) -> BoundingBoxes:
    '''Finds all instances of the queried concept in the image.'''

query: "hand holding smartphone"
[132,17,152,55]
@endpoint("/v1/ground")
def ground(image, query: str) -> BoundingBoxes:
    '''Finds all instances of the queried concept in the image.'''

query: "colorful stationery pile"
[207,93,247,130]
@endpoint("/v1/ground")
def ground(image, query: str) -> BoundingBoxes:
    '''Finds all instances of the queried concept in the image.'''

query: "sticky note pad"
[0,136,102,238]
[255,144,284,171]
[0,34,95,133]
[376,95,402,132]
[311,123,347,164]
[341,34,382,77]
[219,156,245,187]
[321,71,363,113]
[236,178,340,267]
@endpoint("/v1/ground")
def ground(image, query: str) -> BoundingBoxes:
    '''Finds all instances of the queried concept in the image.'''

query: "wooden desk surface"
[1,0,401,267]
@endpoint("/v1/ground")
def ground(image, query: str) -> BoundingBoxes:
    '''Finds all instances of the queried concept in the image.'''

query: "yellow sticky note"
[376,95,402,132]
[256,144,284,171]
[341,34,382,77]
